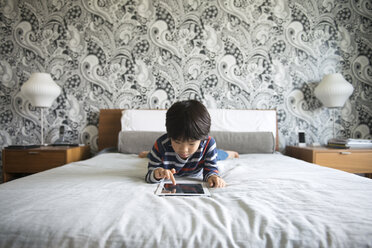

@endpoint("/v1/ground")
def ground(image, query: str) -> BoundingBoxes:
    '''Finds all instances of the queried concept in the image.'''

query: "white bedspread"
[0,153,371,248]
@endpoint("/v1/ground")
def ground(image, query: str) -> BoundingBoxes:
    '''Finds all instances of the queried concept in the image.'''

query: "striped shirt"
[145,134,219,183]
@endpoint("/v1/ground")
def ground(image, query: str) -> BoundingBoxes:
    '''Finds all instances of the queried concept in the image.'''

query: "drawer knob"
[340,151,351,155]
[28,151,40,155]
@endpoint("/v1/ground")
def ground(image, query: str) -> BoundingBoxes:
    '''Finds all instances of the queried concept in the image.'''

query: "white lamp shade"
[21,73,61,107]
[314,73,354,108]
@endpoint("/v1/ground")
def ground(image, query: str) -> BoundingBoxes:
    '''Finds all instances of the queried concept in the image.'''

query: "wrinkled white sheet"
[0,153,371,248]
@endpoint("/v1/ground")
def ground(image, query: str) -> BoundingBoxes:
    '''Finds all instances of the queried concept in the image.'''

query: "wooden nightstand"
[285,146,372,177]
[2,145,90,183]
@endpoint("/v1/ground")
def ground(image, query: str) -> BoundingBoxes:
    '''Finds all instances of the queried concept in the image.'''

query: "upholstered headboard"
[97,109,279,151]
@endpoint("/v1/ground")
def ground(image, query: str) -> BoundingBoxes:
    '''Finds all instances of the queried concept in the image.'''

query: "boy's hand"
[207,175,226,188]
[154,168,176,185]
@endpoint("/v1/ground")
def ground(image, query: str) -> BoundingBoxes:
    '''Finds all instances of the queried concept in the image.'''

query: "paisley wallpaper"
[0,0,371,165]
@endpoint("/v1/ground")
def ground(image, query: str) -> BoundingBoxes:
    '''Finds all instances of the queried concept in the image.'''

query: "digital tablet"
[155,182,211,196]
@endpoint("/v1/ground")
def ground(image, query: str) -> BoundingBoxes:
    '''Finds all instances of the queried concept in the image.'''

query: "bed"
[0,109,371,248]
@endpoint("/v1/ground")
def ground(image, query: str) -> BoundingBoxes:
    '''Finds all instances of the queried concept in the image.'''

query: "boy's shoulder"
[206,135,216,144]
[156,133,168,142]
[155,133,171,149]
[202,136,216,148]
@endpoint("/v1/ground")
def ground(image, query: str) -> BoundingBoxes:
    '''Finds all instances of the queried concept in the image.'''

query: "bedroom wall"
[0,1,371,162]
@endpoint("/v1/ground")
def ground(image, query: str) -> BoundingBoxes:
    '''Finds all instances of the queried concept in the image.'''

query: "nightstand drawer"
[315,151,372,173]
[2,146,90,183]
[286,146,372,175]
[3,150,66,173]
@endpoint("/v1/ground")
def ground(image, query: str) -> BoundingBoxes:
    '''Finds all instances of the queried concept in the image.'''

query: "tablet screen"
[155,182,211,196]
[162,183,204,194]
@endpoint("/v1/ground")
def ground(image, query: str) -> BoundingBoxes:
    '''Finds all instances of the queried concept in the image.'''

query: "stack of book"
[327,138,372,149]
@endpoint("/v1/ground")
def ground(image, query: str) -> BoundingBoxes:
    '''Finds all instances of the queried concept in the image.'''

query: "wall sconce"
[21,73,61,145]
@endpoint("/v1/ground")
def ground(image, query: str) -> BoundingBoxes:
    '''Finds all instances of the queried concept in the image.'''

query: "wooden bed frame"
[98,109,123,151]
[97,109,279,151]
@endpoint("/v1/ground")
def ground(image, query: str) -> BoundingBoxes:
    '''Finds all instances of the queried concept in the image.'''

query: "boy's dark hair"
[166,100,211,141]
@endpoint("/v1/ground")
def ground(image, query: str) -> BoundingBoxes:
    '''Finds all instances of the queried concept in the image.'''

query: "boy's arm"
[145,141,164,183]
[202,138,219,182]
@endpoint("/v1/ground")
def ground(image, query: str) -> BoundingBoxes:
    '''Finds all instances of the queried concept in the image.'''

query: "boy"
[145,100,226,188]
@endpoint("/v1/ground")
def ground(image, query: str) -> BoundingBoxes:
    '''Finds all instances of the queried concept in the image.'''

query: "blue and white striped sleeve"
[202,137,219,181]
[145,140,163,183]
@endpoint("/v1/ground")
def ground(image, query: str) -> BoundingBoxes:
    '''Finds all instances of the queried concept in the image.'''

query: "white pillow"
[121,109,276,139]
[121,110,166,132]
[208,109,276,138]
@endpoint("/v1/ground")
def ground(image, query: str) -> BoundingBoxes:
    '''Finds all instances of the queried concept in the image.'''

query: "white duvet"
[0,153,371,248]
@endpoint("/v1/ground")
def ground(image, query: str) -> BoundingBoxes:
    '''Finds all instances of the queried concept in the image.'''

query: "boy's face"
[171,138,201,159]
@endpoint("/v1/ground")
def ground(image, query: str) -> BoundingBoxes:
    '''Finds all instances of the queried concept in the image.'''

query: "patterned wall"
[0,0,371,157]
